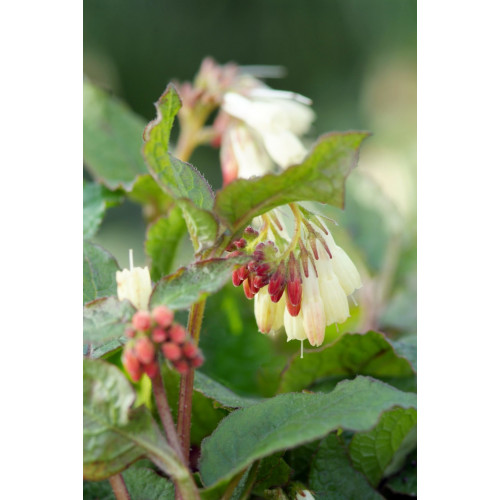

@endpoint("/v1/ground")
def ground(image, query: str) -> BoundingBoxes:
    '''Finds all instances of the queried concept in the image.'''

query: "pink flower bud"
[144,361,159,378]
[169,324,187,344]
[183,343,198,359]
[152,327,168,343]
[253,274,270,289]
[135,337,156,364]
[162,342,182,361]
[174,360,190,375]
[191,355,204,368]
[268,262,285,296]
[232,269,243,286]
[152,306,174,329]
[256,263,270,276]
[123,349,143,382]
[132,311,151,332]
[125,327,136,339]
[234,238,247,249]
[237,266,249,281]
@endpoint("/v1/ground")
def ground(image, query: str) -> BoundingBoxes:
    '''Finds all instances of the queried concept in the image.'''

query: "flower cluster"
[122,306,204,381]
[230,211,361,349]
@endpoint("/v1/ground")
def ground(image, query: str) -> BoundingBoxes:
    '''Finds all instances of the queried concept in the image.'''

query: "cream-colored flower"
[300,268,326,347]
[284,308,307,342]
[254,285,286,334]
[116,250,152,311]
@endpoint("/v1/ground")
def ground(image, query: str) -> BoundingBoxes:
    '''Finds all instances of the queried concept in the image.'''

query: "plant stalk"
[177,299,206,463]
[109,473,131,500]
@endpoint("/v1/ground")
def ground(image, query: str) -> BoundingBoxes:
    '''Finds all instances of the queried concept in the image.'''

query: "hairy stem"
[177,299,206,463]
[151,369,186,465]
[108,473,131,500]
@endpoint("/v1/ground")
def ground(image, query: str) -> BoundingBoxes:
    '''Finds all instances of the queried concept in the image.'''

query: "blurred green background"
[84,0,416,375]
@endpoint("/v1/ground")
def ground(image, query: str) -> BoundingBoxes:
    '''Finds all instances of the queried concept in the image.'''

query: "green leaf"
[150,255,250,310]
[199,376,416,487]
[194,371,262,409]
[389,334,417,373]
[385,450,417,497]
[309,433,383,499]
[214,132,370,233]
[143,84,218,251]
[83,297,135,359]
[252,454,291,496]
[146,206,187,281]
[128,174,174,216]
[83,79,148,191]
[83,359,185,481]
[278,331,416,394]
[83,241,120,304]
[349,406,417,486]
[83,182,106,239]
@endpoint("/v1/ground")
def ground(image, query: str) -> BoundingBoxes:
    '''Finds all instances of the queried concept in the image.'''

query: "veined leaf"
[199,376,416,487]
[83,79,148,190]
[150,255,250,310]
[214,131,370,233]
[143,84,218,251]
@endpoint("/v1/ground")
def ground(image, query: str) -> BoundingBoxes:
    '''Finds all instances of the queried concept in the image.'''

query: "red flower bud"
[169,324,187,344]
[123,349,143,382]
[237,266,249,281]
[286,279,302,307]
[232,269,243,287]
[243,279,255,299]
[256,263,270,276]
[247,260,257,271]
[135,337,156,364]
[162,342,182,361]
[152,327,167,343]
[174,360,190,375]
[125,327,136,339]
[183,343,198,359]
[132,311,151,332]
[227,250,243,258]
[268,262,285,296]
[253,274,270,289]
[286,298,301,317]
[235,238,247,249]
[270,283,286,303]
[152,306,174,329]
[191,355,204,368]
[144,362,159,378]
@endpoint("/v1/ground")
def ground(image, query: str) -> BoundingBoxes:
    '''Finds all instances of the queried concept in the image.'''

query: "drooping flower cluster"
[122,306,204,381]
[230,210,361,349]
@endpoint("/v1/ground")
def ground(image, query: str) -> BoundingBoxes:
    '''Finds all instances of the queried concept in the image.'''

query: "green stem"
[220,469,247,500]
[239,460,261,500]
[177,299,206,463]
[108,473,130,500]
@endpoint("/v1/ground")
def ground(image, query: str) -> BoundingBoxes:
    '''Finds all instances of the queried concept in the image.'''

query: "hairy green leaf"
[252,454,291,496]
[349,407,417,486]
[278,331,415,393]
[83,79,148,190]
[385,450,417,497]
[83,297,135,359]
[83,182,106,239]
[150,255,250,310]
[214,132,370,233]
[309,433,383,499]
[146,207,187,281]
[83,241,120,304]
[199,376,416,487]
[83,360,185,481]
[142,84,218,251]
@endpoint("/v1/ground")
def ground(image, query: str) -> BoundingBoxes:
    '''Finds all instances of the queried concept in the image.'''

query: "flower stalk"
[108,474,131,500]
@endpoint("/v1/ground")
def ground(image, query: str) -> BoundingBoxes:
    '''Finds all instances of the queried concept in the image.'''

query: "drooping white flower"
[300,267,326,347]
[254,285,286,334]
[116,250,152,311]
[284,308,308,342]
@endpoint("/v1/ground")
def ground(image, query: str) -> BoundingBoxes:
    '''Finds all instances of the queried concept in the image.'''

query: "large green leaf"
[83,79,148,191]
[83,297,135,359]
[146,206,187,281]
[214,132,370,233]
[309,433,383,500]
[142,84,218,251]
[83,241,120,304]
[150,255,250,310]
[385,450,417,497]
[349,406,417,486]
[83,360,187,482]
[278,331,415,393]
[199,376,416,487]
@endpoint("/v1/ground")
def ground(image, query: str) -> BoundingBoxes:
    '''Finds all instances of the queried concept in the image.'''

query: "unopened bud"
[183,343,198,359]
[152,305,174,329]
[234,238,247,249]
[144,361,159,378]
[169,324,187,344]
[243,279,255,299]
[123,349,143,382]
[174,360,190,375]
[162,342,182,361]
[132,311,151,332]
[191,355,204,368]
[125,327,136,339]
[135,337,156,364]
[232,269,243,287]
[152,327,168,343]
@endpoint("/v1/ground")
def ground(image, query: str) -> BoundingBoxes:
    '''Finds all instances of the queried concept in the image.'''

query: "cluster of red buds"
[230,230,304,318]
[122,306,204,382]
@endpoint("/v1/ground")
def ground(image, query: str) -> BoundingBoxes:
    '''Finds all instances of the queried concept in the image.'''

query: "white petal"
[301,269,326,346]
[330,245,362,295]
[317,270,350,326]
[284,308,307,342]
[262,129,307,168]
[116,267,152,311]
[254,286,285,334]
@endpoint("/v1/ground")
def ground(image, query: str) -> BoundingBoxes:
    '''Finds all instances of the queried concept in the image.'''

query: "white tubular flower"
[295,490,315,500]
[284,308,307,342]
[116,250,152,311]
[221,89,315,175]
[254,286,286,334]
[300,268,326,347]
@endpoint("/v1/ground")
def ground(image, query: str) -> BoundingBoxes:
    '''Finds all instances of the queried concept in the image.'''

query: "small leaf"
[83,297,135,359]
[199,376,416,488]
[252,454,291,496]
[143,84,218,251]
[83,241,120,304]
[278,331,416,394]
[146,207,187,281]
[214,132,370,233]
[349,407,417,486]
[385,450,417,497]
[83,79,148,190]
[150,255,250,310]
[309,433,383,499]
[83,359,184,481]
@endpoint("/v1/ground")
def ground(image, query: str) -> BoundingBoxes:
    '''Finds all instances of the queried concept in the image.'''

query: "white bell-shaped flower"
[254,286,286,334]
[284,308,307,342]
[116,250,152,311]
[300,268,326,347]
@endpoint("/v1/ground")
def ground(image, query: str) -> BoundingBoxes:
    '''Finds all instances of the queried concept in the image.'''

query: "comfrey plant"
[83,59,417,500]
